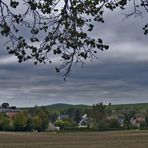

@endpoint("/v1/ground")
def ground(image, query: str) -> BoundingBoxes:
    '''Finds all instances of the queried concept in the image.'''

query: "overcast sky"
[0,1,148,107]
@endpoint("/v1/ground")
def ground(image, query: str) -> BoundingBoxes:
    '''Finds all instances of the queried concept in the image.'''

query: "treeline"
[53,103,148,131]
[1,103,148,132]
[0,106,87,132]
[0,109,49,132]
[90,103,148,130]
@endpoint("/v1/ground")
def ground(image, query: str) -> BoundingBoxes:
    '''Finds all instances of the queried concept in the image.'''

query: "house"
[6,112,19,118]
[78,114,93,128]
[130,113,145,128]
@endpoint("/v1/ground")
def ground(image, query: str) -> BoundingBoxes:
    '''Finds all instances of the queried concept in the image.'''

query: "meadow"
[0,131,148,148]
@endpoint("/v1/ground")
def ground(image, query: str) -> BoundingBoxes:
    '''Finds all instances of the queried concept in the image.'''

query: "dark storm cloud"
[1,57,148,107]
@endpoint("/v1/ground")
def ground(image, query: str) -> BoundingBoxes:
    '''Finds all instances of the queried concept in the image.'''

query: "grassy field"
[0,131,148,148]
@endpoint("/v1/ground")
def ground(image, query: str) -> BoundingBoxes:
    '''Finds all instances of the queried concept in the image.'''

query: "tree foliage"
[35,110,49,131]
[13,112,28,131]
[91,103,106,129]
[55,119,73,130]
[0,0,147,77]
[0,113,12,131]
[32,115,42,131]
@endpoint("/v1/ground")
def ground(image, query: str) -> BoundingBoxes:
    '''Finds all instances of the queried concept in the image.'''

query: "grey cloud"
[0,2,148,107]
[1,58,148,107]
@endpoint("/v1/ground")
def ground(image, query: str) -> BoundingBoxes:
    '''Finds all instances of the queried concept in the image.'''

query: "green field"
[0,131,148,148]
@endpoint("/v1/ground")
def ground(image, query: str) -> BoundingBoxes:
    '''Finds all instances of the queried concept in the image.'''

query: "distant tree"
[2,103,9,108]
[26,117,34,131]
[0,113,11,131]
[74,109,82,124]
[107,118,121,129]
[13,112,28,131]
[106,103,112,116]
[36,110,49,131]
[32,116,42,131]
[27,106,39,117]
[91,103,106,130]
[32,110,49,131]
[10,106,16,110]
[49,112,58,123]
[55,120,65,130]
[64,108,76,117]
[55,119,73,130]
[1,0,146,78]
[122,109,137,129]
[144,110,148,127]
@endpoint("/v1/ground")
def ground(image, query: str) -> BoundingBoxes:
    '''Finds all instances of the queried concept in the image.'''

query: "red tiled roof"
[6,112,18,118]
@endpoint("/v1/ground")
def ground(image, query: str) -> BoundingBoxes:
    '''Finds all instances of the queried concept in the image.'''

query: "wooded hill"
[22,102,148,113]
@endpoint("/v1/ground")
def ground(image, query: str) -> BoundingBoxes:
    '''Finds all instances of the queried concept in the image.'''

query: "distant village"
[0,103,20,118]
[0,102,148,132]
